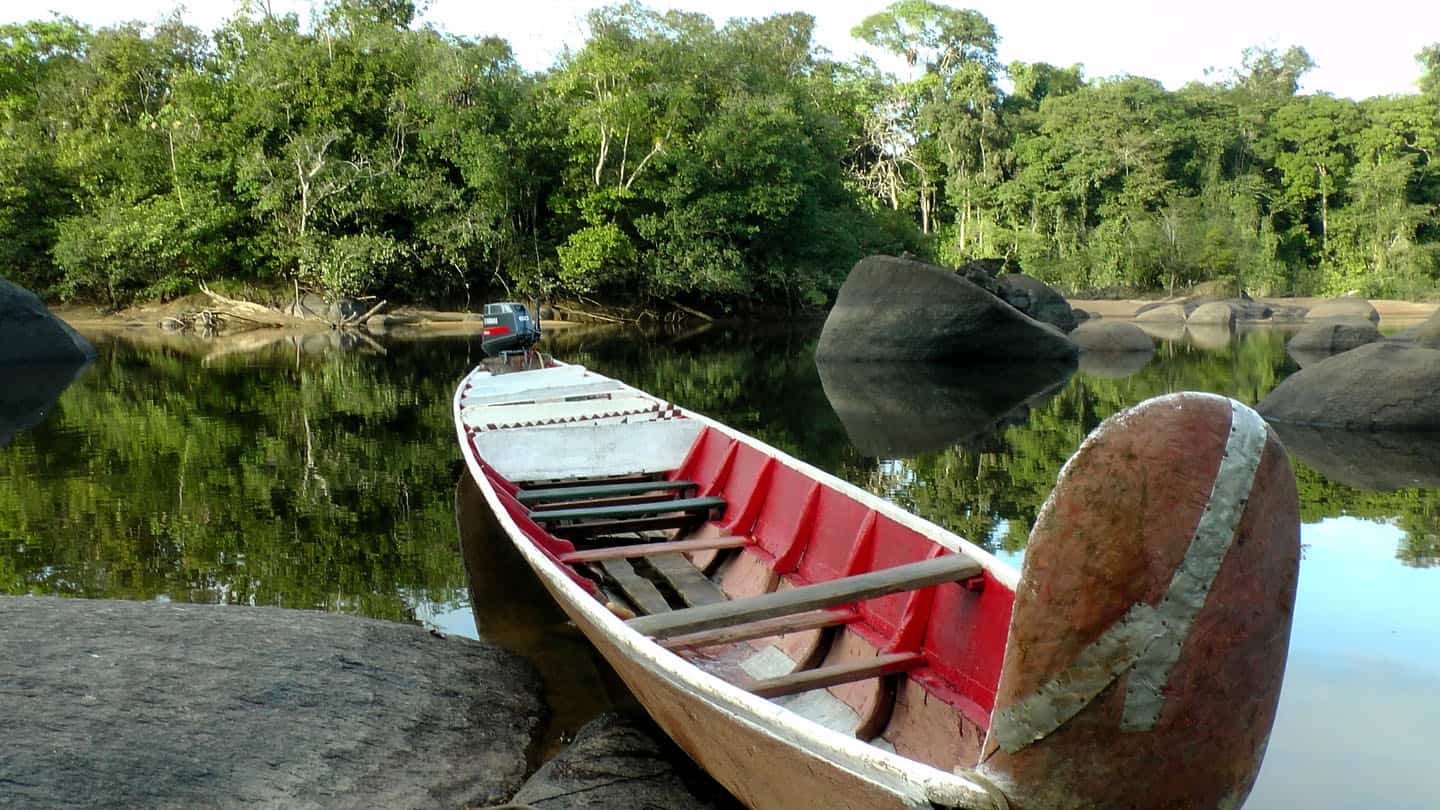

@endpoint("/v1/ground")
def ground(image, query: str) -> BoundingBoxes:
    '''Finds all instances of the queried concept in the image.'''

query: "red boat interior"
[469,417,1015,771]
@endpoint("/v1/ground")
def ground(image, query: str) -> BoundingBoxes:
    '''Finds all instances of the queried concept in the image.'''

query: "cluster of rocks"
[1259,302,1440,432]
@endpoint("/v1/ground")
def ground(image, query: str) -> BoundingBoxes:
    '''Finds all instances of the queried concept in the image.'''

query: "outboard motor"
[481,301,542,356]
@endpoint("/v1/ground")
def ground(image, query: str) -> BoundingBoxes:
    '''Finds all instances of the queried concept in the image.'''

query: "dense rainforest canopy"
[2,0,1439,309]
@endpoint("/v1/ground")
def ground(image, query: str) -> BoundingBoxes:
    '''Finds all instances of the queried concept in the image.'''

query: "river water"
[2,321,1436,808]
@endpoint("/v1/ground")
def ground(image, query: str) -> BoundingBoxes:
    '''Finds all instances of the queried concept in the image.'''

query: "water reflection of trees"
[566,325,1437,566]
[0,337,477,618]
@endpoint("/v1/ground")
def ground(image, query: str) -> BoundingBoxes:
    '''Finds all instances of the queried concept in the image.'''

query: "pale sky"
[4,0,1438,99]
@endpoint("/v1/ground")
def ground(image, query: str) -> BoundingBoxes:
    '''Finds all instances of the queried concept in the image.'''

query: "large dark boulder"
[1306,296,1379,324]
[1258,342,1440,429]
[816,358,1073,456]
[0,277,95,365]
[817,256,1078,362]
[997,273,1079,332]
[1286,318,1382,355]
[0,596,543,810]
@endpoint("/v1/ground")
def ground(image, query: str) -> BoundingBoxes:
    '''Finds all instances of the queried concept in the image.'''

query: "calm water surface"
[2,322,1436,808]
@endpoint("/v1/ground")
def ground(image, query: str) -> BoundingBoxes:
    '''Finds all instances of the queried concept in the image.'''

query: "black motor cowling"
[481,302,541,355]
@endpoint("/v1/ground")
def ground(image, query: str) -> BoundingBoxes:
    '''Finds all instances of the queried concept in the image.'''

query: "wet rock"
[998,273,1079,332]
[1070,321,1154,353]
[1258,342,1440,429]
[1187,301,1237,329]
[1286,319,1382,355]
[1306,297,1379,324]
[0,596,542,810]
[510,712,732,809]
[0,277,95,365]
[817,255,1078,362]
[1135,303,1189,322]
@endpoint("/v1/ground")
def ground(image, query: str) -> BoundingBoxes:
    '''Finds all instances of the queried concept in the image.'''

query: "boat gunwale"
[452,361,1011,810]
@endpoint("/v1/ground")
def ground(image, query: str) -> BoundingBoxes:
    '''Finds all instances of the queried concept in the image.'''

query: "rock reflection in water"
[1077,349,1153,379]
[1267,423,1440,491]
[816,358,1073,457]
[0,361,91,448]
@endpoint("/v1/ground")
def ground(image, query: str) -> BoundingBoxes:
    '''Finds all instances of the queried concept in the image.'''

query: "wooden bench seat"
[747,652,925,699]
[518,479,697,505]
[531,495,727,524]
[627,554,982,638]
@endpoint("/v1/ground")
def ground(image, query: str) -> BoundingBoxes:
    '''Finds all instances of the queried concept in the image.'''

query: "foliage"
[1,4,1439,306]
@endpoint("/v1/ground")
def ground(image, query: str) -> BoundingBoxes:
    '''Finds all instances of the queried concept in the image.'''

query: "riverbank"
[54,295,1439,334]
[1070,297,1438,325]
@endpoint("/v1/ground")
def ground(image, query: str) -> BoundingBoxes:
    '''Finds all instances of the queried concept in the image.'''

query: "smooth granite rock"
[817,255,1078,362]
[0,596,543,810]
[1135,303,1190,323]
[1186,301,1238,329]
[1306,297,1379,324]
[0,277,95,365]
[1258,342,1440,429]
[997,273,1079,332]
[1286,318,1382,355]
[1070,321,1155,354]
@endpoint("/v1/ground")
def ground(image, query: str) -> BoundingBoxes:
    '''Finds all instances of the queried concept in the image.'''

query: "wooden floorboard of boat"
[598,559,672,616]
[748,652,925,699]
[646,553,729,609]
[628,555,982,638]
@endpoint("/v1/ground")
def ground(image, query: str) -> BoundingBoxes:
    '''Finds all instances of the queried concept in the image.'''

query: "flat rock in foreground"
[0,596,542,810]
[817,255,1078,362]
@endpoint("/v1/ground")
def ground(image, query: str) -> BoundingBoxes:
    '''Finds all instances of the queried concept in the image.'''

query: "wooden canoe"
[452,355,1300,810]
